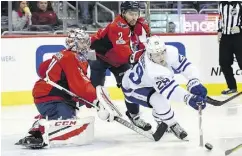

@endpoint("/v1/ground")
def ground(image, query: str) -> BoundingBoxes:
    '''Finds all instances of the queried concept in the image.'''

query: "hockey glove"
[184,94,206,110]
[129,49,144,64]
[187,78,207,98]
[94,99,114,122]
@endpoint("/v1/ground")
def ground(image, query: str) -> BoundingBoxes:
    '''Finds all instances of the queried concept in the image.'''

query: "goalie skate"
[21,135,47,149]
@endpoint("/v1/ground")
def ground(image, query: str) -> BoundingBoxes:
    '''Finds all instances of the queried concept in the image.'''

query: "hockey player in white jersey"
[121,35,207,140]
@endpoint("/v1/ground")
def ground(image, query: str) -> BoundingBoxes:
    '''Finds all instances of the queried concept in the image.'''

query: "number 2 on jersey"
[129,63,143,84]
[118,32,123,40]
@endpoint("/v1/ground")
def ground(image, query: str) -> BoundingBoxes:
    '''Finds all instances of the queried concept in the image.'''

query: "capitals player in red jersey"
[90,1,151,131]
[16,29,115,149]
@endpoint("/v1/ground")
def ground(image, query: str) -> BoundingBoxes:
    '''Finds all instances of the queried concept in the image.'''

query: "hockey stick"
[96,86,122,117]
[225,144,242,155]
[198,105,204,147]
[96,86,168,141]
[44,79,167,141]
[206,92,242,106]
[114,116,167,141]
[44,78,100,110]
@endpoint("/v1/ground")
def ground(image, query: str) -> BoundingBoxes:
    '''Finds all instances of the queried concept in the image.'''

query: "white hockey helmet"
[65,28,91,55]
[145,35,167,65]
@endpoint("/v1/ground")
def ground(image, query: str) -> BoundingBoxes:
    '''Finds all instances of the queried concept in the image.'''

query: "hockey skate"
[15,119,48,149]
[15,131,47,149]
[169,122,188,140]
[126,111,152,131]
[22,135,47,149]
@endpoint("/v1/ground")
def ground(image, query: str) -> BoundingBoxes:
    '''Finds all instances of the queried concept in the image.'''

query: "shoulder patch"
[117,21,129,28]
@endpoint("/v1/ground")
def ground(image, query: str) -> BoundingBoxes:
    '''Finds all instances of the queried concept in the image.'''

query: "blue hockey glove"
[184,94,206,110]
[187,78,207,98]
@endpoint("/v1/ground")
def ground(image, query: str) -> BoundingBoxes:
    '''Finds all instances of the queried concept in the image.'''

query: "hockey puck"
[205,143,213,150]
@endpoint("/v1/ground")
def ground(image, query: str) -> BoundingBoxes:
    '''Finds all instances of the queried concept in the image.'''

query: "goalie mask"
[145,36,167,65]
[65,28,91,55]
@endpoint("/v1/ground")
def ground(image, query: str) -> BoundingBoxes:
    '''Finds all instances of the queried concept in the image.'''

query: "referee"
[218,1,242,95]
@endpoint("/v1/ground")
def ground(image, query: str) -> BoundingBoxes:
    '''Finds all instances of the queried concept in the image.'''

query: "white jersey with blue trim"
[122,49,200,103]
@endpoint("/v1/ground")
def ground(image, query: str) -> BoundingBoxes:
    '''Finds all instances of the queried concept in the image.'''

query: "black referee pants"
[219,34,242,90]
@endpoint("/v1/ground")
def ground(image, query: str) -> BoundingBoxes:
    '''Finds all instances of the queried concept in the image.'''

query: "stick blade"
[225,149,233,155]
[152,122,168,141]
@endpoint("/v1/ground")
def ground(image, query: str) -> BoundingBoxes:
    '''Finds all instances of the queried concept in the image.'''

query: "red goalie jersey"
[32,50,96,105]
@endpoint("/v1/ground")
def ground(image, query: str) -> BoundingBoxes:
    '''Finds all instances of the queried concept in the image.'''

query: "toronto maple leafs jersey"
[122,49,199,103]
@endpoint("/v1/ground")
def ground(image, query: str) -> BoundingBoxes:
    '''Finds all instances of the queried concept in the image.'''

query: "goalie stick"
[45,79,167,142]
[206,92,242,106]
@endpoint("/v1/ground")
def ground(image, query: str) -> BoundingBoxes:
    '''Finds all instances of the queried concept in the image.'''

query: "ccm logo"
[54,120,77,126]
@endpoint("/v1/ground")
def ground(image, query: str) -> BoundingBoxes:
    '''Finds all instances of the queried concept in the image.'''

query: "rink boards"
[1,34,241,106]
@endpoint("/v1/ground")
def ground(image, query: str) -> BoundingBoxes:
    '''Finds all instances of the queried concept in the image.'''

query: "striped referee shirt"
[218,1,242,35]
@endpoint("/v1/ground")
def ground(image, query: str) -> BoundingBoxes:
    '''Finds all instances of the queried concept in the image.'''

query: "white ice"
[1,96,242,156]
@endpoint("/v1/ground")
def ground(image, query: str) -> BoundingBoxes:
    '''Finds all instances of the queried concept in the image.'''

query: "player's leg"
[122,87,153,131]
[88,57,109,87]
[36,100,76,120]
[219,35,237,94]
[110,64,152,131]
[17,101,77,148]
[109,63,131,88]
[149,92,188,140]
[123,87,187,140]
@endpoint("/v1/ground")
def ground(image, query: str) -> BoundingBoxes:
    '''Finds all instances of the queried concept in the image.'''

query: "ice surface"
[1,96,242,156]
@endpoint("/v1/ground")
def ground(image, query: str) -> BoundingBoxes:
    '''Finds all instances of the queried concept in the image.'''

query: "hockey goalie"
[15,29,116,149]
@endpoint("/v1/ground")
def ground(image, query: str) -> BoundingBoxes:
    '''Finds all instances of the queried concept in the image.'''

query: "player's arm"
[136,17,151,46]
[171,51,207,98]
[150,72,205,110]
[38,59,52,78]
[90,26,110,53]
[57,53,97,103]
[168,50,198,80]
[130,18,151,64]
[150,70,188,103]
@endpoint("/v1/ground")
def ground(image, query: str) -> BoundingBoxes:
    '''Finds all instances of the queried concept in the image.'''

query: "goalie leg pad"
[21,117,95,149]
[48,117,95,147]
